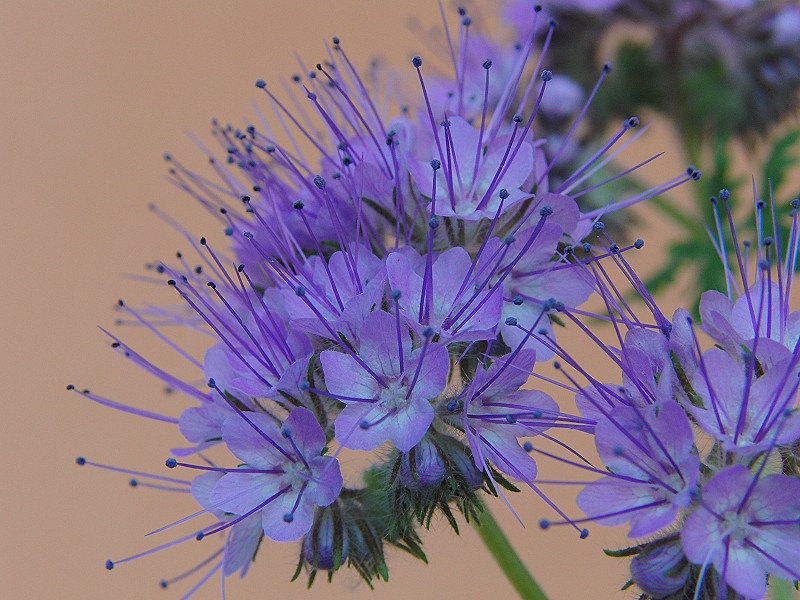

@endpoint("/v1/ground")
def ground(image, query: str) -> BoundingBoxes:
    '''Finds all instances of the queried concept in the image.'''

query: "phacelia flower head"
[74,3,705,597]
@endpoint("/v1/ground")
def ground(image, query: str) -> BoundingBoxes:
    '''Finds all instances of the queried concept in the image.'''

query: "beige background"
[2,2,790,600]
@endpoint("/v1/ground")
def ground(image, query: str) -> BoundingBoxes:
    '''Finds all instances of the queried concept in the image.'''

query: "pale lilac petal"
[498,295,562,358]
[471,349,537,398]
[222,515,263,577]
[357,311,409,379]
[212,472,280,516]
[260,491,316,542]
[305,456,343,507]
[577,479,671,535]
[405,343,449,402]
[179,399,233,445]
[723,546,768,599]
[481,431,538,483]
[431,247,473,310]
[389,399,435,452]
[335,399,434,452]
[190,472,224,516]
[281,407,325,459]
[319,350,379,400]
[334,403,385,451]
[681,507,718,564]
[221,413,287,468]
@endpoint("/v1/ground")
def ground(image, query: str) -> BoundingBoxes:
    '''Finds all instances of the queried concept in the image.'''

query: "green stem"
[472,505,550,600]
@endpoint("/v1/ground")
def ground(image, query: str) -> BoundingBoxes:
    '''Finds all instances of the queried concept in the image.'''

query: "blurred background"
[1,1,796,599]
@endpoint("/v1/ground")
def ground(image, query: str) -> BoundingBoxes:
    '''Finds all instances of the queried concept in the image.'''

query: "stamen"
[67,385,178,424]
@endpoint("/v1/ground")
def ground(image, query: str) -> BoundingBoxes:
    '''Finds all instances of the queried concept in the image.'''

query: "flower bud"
[538,75,585,122]
[630,538,689,598]
[399,439,446,489]
[437,435,484,491]
[302,505,348,571]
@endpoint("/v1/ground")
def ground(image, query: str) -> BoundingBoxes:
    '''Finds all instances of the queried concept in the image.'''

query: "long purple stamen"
[68,385,178,424]
[406,328,435,399]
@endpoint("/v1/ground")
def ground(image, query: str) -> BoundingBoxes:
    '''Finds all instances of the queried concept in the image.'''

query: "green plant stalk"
[472,505,550,600]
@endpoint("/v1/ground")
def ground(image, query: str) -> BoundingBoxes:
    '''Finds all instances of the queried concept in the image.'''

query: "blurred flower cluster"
[74,2,800,599]
[504,0,800,311]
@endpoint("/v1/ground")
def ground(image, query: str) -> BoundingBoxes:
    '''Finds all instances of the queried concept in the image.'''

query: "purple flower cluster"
[567,190,800,598]
[73,4,800,600]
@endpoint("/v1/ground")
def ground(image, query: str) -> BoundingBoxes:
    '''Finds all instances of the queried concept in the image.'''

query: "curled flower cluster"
[73,3,798,600]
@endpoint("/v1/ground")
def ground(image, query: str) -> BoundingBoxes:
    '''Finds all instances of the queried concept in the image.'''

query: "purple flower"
[682,465,800,599]
[575,327,674,424]
[387,246,504,343]
[276,244,387,340]
[462,349,558,482]
[423,33,521,122]
[700,281,800,356]
[176,393,237,456]
[474,199,594,359]
[407,116,536,221]
[577,401,700,538]
[773,6,800,48]
[209,407,342,543]
[689,346,800,455]
[320,310,449,451]
[75,4,711,595]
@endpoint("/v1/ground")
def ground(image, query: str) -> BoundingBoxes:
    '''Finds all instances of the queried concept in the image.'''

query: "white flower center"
[379,380,410,411]
[282,461,309,489]
[720,510,751,543]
